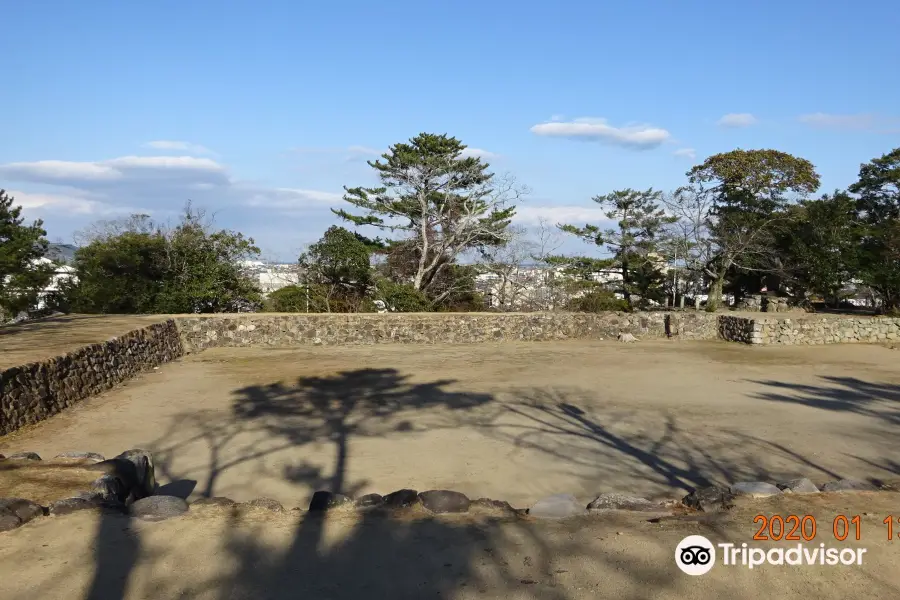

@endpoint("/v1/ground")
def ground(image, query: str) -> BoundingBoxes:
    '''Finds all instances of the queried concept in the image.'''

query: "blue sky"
[2,0,898,261]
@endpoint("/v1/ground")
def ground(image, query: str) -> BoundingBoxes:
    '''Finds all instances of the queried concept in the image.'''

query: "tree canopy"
[0,190,53,317]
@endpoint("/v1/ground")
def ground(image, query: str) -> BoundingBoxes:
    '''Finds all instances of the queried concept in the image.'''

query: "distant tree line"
[2,135,899,318]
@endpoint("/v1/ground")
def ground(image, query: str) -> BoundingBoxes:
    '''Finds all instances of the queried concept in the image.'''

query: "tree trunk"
[706,275,725,312]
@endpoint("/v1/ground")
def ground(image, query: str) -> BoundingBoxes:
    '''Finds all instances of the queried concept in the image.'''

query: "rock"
[355,493,384,509]
[587,493,657,511]
[191,497,237,507]
[471,498,518,517]
[55,451,106,462]
[49,495,114,516]
[87,458,141,501]
[617,333,637,343]
[821,479,877,492]
[7,451,41,461]
[0,498,45,524]
[418,490,471,514]
[91,474,130,503]
[308,491,353,512]
[529,494,587,519]
[777,478,819,494]
[730,482,782,498]
[383,489,419,509]
[129,496,189,521]
[682,485,735,512]
[115,449,157,498]
[245,497,285,512]
[0,512,22,532]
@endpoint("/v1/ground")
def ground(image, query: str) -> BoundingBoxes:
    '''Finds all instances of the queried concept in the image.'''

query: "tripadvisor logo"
[675,535,716,576]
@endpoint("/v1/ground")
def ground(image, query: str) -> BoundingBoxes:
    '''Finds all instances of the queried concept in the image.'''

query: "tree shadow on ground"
[747,376,900,427]
[0,314,84,337]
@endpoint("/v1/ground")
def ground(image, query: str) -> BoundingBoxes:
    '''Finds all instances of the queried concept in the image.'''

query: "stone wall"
[175,311,721,352]
[0,321,183,436]
[752,315,900,345]
[717,315,756,344]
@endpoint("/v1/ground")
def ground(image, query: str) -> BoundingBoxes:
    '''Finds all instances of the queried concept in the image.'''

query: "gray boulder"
[115,449,157,498]
[529,494,587,519]
[91,474,130,503]
[0,498,45,524]
[682,485,735,512]
[7,451,41,461]
[55,451,106,462]
[191,497,237,508]
[129,495,189,521]
[821,479,877,492]
[777,478,819,494]
[730,482,782,498]
[418,490,471,514]
[355,493,384,509]
[49,495,119,516]
[308,491,353,512]
[244,497,285,512]
[471,498,518,517]
[0,512,22,532]
[383,489,419,509]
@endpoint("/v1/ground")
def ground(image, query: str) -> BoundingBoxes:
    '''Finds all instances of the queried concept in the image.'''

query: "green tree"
[336,133,520,304]
[849,147,900,312]
[560,188,676,309]
[0,190,55,317]
[299,226,374,312]
[669,149,821,311]
[777,191,860,306]
[66,206,261,314]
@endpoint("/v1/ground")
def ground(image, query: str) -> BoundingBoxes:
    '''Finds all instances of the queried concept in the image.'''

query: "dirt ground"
[0,492,898,599]
[0,314,165,369]
[2,340,898,508]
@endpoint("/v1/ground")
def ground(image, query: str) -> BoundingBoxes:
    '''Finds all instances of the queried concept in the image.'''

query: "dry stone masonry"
[175,312,720,352]
[0,320,183,436]
[1,311,896,437]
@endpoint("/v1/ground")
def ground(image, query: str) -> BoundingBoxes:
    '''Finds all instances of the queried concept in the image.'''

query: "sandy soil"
[2,340,898,508]
[1,492,898,599]
[0,314,165,369]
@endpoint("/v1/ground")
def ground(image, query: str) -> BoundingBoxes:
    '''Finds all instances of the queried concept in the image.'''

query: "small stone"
[730,482,782,498]
[7,452,41,461]
[91,474,130,503]
[308,491,353,512]
[191,497,237,507]
[0,498,45,524]
[529,494,587,519]
[129,495,189,521]
[0,512,22,532]
[587,493,656,511]
[418,490,471,514]
[776,478,819,494]
[383,489,419,509]
[355,493,384,509]
[245,497,285,512]
[55,451,105,462]
[821,479,877,492]
[471,498,517,517]
[49,495,109,516]
[682,485,735,512]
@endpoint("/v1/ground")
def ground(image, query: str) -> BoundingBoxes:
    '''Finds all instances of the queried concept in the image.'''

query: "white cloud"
[0,154,339,218]
[716,113,757,128]
[143,140,216,156]
[530,117,671,149]
[514,205,613,226]
[346,145,382,156]
[6,189,132,215]
[673,148,697,159]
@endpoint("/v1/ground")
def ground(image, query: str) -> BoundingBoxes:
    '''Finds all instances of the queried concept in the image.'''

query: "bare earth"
[0,314,165,369]
[0,493,898,599]
[2,340,898,508]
